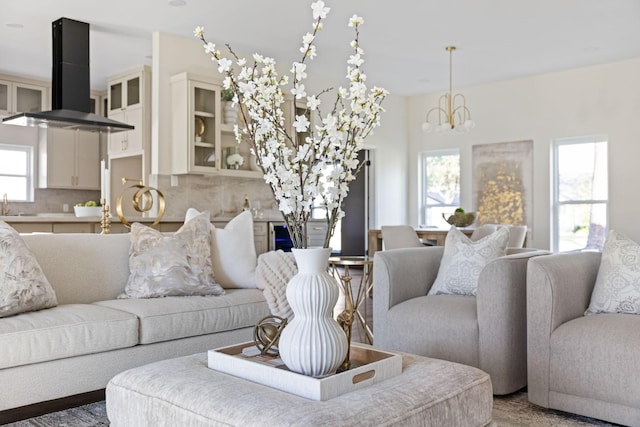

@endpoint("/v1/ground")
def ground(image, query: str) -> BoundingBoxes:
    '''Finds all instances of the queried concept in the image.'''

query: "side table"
[328,255,374,345]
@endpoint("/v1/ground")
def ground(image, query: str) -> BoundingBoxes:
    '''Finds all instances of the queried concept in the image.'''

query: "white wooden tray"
[207,342,402,401]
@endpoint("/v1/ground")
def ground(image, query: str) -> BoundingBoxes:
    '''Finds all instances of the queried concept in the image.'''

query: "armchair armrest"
[526,251,601,406]
[476,249,549,394]
[373,247,444,346]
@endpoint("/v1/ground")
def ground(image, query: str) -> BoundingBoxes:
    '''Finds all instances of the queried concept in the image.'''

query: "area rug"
[3,390,621,426]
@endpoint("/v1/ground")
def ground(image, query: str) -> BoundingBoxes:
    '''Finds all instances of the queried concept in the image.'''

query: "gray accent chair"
[527,252,640,426]
[373,246,548,395]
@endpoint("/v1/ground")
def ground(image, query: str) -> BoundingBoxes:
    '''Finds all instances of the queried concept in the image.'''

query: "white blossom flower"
[217,58,232,73]
[348,15,363,27]
[293,115,310,133]
[193,1,386,249]
[311,1,330,20]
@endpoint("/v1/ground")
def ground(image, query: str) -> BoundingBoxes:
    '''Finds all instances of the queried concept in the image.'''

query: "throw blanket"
[255,250,297,319]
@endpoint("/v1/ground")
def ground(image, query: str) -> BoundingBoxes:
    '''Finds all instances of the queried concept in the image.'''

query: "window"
[420,149,460,227]
[552,137,608,252]
[0,144,34,202]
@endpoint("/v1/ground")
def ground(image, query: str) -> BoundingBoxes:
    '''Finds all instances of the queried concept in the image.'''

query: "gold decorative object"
[422,46,475,133]
[329,256,374,372]
[253,316,288,356]
[195,116,206,138]
[116,177,166,227]
[100,198,111,234]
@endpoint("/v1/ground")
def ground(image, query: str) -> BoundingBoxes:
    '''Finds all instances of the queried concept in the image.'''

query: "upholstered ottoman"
[106,351,493,426]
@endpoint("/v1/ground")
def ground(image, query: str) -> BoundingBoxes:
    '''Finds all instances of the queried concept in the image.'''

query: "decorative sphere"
[253,316,288,356]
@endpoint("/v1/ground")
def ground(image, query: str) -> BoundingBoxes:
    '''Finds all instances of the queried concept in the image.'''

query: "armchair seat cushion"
[386,295,479,367]
[549,313,640,409]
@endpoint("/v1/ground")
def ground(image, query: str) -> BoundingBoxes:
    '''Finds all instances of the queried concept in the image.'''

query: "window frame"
[0,143,34,202]
[419,148,460,227]
[552,136,608,252]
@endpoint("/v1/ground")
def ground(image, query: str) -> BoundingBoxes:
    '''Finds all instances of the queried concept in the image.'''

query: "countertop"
[0,213,288,223]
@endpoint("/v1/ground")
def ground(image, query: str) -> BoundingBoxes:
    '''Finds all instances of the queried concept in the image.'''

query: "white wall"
[151,32,409,227]
[408,57,640,249]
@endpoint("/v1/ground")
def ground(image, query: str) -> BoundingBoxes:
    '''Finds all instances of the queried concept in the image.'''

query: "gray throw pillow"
[428,225,509,296]
[0,221,58,317]
[121,212,225,298]
[586,230,640,315]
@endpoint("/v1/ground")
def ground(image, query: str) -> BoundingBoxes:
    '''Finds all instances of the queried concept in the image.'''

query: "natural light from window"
[420,149,460,227]
[0,144,33,202]
[553,137,608,252]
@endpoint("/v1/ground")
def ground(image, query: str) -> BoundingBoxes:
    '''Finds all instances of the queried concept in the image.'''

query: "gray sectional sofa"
[0,232,270,411]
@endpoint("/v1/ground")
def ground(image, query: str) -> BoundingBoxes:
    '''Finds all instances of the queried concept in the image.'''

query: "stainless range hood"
[2,18,133,133]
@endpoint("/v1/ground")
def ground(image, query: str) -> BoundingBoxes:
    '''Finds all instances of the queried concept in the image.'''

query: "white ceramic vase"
[278,247,348,377]
[223,102,238,125]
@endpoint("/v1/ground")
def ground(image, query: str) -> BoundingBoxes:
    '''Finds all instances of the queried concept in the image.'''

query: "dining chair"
[381,225,425,250]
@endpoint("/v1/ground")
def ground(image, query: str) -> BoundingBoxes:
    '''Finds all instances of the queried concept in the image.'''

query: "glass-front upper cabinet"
[0,78,48,116]
[108,74,142,113]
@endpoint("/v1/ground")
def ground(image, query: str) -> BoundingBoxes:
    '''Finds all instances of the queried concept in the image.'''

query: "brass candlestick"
[100,198,111,234]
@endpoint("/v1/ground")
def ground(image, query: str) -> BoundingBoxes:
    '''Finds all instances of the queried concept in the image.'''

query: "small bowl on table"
[443,212,476,228]
[74,206,103,218]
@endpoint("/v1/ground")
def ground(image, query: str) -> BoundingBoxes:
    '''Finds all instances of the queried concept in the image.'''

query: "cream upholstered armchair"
[373,243,548,395]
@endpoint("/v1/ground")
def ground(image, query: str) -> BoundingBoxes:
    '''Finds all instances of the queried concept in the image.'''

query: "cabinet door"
[109,80,123,112]
[125,75,142,109]
[14,83,45,114]
[75,132,100,189]
[123,108,143,153]
[46,129,77,188]
[0,80,11,116]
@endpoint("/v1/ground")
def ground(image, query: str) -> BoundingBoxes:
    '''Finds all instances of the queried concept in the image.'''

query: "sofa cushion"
[0,221,57,318]
[550,313,640,409]
[95,289,270,344]
[429,226,509,296]
[0,303,138,369]
[123,212,225,298]
[586,230,640,315]
[185,209,257,289]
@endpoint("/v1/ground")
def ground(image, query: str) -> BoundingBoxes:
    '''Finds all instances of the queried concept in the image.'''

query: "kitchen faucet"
[1,193,7,216]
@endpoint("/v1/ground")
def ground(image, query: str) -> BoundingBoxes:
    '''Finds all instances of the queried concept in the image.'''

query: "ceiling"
[2,0,640,96]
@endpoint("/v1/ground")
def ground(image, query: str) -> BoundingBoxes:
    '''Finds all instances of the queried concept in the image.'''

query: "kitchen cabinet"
[0,77,48,117]
[107,66,150,159]
[38,128,100,189]
[168,72,261,177]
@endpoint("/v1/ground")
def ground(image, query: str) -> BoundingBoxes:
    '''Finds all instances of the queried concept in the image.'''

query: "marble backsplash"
[5,174,280,221]
[5,188,101,216]
[151,174,281,220]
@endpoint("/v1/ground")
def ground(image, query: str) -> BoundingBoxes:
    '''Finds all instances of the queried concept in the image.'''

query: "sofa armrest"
[372,247,444,346]
[476,250,549,394]
[526,251,601,407]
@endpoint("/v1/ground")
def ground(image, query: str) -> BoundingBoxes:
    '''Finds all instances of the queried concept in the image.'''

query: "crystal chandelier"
[422,46,475,133]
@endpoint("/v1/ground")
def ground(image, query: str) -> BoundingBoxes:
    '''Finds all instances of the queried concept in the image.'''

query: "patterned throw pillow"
[586,230,640,315]
[121,212,225,298]
[428,225,509,296]
[0,221,58,317]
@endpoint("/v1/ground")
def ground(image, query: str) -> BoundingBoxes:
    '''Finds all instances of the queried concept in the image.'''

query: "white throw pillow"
[122,212,224,298]
[0,221,58,317]
[185,208,257,289]
[586,230,640,315]
[428,225,509,296]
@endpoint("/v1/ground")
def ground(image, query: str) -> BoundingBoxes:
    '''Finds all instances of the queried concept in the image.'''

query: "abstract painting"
[472,140,533,227]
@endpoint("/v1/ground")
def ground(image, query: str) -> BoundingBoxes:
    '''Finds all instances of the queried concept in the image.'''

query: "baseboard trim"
[0,389,105,424]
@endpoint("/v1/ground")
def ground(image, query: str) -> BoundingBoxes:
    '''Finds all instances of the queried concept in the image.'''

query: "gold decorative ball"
[253,316,288,356]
